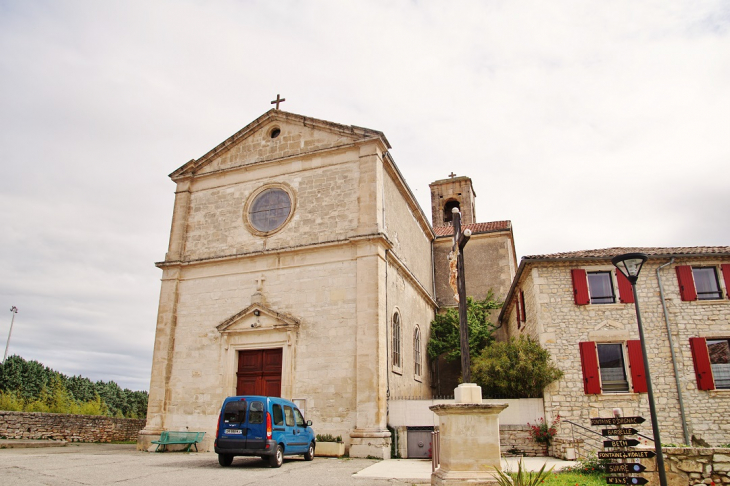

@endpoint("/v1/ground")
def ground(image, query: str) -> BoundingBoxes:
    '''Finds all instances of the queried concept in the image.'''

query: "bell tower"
[429,173,476,227]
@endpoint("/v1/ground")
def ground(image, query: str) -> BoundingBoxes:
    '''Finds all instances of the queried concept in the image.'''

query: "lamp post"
[3,306,18,364]
[611,253,667,486]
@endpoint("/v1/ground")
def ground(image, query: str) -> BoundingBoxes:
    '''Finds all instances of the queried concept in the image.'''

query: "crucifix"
[271,94,286,110]
[448,172,456,178]
[449,208,472,383]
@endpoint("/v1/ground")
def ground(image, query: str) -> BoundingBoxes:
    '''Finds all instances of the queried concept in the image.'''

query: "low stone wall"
[660,447,730,485]
[392,424,548,458]
[500,425,548,457]
[0,411,146,443]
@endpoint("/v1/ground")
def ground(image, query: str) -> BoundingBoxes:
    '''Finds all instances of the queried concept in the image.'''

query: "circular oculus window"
[246,186,293,234]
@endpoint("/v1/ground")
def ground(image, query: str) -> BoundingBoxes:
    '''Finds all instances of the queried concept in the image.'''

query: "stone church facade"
[138,109,516,456]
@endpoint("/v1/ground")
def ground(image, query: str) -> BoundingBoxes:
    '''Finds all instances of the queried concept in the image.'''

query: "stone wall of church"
[195,117,368,176]
[382,163,434,292]
[158,247,364,452]
[182,154,363,262]
[507,258,730,447]
[385,259,437,399]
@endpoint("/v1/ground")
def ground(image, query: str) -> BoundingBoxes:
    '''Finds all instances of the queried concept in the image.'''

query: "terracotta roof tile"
[433,221,511,237]
[524,246,730,260]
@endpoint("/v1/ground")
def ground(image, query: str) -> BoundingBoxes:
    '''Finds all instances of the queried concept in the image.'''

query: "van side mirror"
[306,420,312,426]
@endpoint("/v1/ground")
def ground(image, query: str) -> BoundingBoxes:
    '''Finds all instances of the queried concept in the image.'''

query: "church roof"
[523,246,730,260]
[170,109,391,180]
[433,221,511,237]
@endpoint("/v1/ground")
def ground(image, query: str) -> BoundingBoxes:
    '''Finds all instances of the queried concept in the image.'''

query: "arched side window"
[414,326,422,377]
[392,312,402,369]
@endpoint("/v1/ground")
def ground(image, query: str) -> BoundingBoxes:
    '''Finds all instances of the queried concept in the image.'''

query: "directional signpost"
[593,415,653,484]
[607,463,647,474]
[602,428,638,437]
[604,439,640,448]
[606,477,649,485]
[598,450,656,459]
[591,416,646,426]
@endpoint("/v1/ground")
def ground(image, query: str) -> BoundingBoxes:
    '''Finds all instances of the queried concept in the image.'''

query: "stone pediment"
[170,109,390,180]
[216,303,300,334]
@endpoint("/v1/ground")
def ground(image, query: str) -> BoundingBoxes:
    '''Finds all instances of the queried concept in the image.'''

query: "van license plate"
[226,429,243,434]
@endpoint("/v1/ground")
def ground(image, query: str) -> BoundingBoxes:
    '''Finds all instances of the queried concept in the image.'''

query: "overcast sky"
[1,1,728,391]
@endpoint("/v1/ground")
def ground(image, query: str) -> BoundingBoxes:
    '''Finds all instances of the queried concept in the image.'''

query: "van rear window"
[272,404,284,426]
[223,400,246,424]
[249,401,264,424]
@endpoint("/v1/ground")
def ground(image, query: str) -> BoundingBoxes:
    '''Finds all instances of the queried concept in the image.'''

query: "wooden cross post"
[451,208,472,384]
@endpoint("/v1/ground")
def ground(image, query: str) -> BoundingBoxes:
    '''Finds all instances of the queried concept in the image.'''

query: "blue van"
[214,395,316,468]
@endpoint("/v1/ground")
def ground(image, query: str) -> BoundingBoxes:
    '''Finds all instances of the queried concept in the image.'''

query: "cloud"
[1,0,728,389]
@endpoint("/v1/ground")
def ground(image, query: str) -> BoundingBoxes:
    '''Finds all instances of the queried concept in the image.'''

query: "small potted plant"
[315,434,345,457]
[527,415,560,456]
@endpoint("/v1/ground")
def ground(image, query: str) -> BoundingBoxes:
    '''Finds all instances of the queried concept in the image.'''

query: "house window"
[579,341,646,394]
[693,268,722,300]
[587,272,616,304]
[597,344,629,393]
[414,327,422,377]
[691,337,730,390]
[392,312,401,368]
[677,265,730,302]
[572,269,632,305]
[708,339,730,389]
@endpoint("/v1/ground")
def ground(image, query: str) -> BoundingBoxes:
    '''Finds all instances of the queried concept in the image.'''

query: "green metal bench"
[151,431,206,452]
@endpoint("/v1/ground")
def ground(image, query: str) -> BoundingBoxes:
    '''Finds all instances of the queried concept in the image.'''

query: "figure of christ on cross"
[449,208,472,384]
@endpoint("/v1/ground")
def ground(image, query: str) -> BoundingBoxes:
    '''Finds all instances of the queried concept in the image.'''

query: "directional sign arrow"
[606,477,649,485]
[602,428,639,436]
[604,439,640,448]
[607,463,647,474]
[591,416,646,426]
[598,450,656,459]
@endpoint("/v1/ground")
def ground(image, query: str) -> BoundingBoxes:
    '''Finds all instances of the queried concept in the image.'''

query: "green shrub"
[565,452,610,474]
[316,434,342,442]
[471,337,563,398]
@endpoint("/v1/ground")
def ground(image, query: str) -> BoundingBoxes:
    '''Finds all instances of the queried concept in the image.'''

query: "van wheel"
[268,445,283,468]
[304,442,315,461]
[218,454,233,467]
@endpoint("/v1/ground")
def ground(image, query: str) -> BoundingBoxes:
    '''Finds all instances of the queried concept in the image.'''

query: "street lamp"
[3,306,18,364]
[611,253,667,486]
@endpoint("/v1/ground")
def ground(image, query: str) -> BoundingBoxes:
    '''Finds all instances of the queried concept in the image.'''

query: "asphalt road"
[0,443,415,486]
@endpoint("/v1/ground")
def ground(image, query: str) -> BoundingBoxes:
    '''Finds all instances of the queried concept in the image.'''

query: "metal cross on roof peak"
[449,172,456,178]
[271,94,286,110]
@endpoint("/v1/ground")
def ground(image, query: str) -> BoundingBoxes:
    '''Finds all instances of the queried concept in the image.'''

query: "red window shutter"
[626,340,647,393]
[676,265,697,301]
[689,337,715,391]
[615,269,635,304]
[571,269,590,305]
[515,301,521,328]
[721,264,730,300]
[519,290,527,322]
[579,341,601,394]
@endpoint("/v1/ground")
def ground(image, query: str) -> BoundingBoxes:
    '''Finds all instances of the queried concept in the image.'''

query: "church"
[138,108,517,457]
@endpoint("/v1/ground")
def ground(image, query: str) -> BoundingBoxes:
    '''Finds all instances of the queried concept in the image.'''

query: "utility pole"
[3,306,18,364]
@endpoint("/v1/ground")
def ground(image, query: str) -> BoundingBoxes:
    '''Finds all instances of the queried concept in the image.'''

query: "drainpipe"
[657,258,690,445]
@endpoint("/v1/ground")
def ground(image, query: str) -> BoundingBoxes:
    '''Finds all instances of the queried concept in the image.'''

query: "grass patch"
[532,471,605,485]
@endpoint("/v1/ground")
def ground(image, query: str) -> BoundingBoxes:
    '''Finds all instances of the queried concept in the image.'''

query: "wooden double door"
[236,348,282,397]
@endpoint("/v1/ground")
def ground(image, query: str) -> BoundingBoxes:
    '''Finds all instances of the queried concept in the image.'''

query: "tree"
[427,293,502,363]
[471,336,564,398]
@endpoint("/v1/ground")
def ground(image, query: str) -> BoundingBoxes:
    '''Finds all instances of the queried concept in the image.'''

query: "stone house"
[499,247,730,447]
[139,109,516,456]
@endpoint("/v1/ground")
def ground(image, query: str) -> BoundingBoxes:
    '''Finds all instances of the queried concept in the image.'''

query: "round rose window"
[247,187,292,233]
